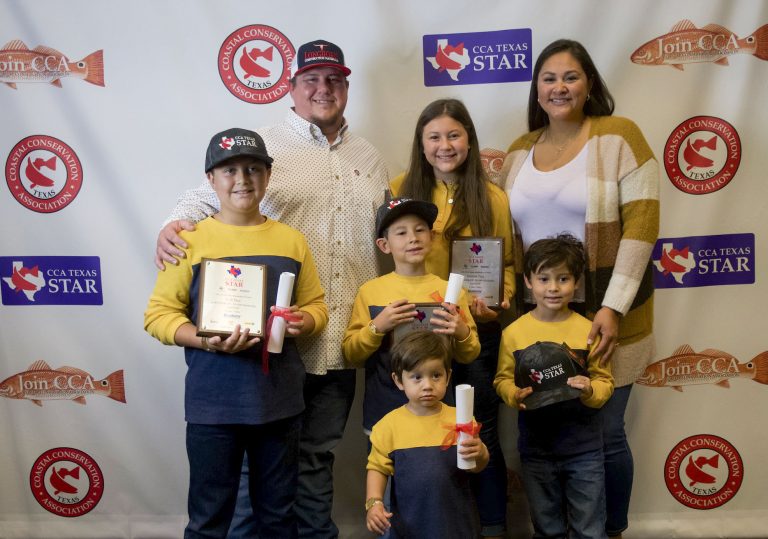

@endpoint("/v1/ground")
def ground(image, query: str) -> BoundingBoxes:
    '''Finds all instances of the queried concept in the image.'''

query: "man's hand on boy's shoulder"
[371,299,416,334]
[155,219,196,270]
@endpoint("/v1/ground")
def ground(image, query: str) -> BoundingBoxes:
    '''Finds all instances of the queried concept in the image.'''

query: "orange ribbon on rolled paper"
[429,291,468,324]
[440,421,482,450]
[261,308,302,374]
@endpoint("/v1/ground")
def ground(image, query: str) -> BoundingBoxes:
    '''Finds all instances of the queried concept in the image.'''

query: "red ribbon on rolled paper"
[440,421,482,450]
[261,307,303,374]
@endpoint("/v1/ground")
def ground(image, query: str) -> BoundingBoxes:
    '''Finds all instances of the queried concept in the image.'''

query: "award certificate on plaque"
[196,258,267,338]
[450,237,504,308]
[391,303,442,345]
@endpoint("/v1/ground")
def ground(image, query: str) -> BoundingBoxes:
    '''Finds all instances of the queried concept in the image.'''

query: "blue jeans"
[185,417,301,539]
[520,449,607,539]
[227,371,355,539]
[603,384,634,537]
[227,456,257,539]
[452,324,507,536]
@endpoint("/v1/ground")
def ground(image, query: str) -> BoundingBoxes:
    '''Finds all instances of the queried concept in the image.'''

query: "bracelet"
[201,336,215,352]
[367,320,385,336]
[455,330,472,343]
[364,497,383,512]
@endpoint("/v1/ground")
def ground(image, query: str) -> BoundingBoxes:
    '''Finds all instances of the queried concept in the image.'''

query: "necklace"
[543,119,586,156]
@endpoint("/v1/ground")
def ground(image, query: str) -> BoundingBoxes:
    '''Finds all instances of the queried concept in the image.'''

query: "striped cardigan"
[500,116,660,386]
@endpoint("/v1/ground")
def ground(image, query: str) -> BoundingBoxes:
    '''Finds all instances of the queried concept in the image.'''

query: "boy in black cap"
[494,234,614,539]
[343,197,480,437]
[144,128,328,538]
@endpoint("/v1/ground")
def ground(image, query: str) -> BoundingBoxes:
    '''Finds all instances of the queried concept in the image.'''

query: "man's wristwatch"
[368,320,384,336]
[365,497,383,512]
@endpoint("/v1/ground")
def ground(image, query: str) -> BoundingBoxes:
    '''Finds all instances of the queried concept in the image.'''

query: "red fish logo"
[30,448,104,517]
[683,136,717,171]
[426,39,470,81]
[653,243,696,284]
[239,46,273,78]
[685,454,719,487]
[227,265,242,278]
[2,261,46,301]
[50,466,80,495]
[415,309,427,322]
[470,243,482,255]
[665,435,743,510]
[663,116,740,195]
[631,20,768,70]
[218,25,295,105]
[24,155,57,188]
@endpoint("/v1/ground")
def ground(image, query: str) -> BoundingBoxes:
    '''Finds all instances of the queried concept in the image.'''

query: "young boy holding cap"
[342,197,480,435]
[144,127,328,538]
[494,234,613,539]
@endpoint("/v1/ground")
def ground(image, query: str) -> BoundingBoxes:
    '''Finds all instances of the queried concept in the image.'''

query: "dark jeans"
[521,448,607,539]
[227,370,355,539]
[452,324,508,536]
[186,417,301,539]
[603,384,634,537]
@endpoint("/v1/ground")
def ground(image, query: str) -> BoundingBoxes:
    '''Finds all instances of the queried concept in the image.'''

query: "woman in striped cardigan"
[500,39,659,538]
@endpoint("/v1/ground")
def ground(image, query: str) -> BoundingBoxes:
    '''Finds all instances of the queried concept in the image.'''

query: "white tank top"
[508,144,588,302]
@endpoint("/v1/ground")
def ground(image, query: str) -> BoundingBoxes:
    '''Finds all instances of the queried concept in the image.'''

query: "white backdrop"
[1,1,767,537]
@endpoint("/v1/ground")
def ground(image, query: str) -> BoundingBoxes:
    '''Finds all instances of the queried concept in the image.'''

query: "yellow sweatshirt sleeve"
[292,239,328,337]
[143,255,194,346]
[494,328,521,408]
[342,287,385,367]
[453,289,480,363]
[581,339,615,408]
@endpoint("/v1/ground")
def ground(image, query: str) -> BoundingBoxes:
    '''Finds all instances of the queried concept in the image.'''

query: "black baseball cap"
[205,128,273,173]
[514,341,588,410]
[290,39,351,78]
[375,198,438,239]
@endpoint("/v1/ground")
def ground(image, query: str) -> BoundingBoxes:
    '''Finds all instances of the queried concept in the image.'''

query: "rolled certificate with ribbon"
[267,272,295,354]
[445,272,465,305]
[455,383,475,470]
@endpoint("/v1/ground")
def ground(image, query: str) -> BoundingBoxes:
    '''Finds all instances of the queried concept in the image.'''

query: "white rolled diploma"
[455,383,475,469]
[445,272,465,304]
[267,272,295,354]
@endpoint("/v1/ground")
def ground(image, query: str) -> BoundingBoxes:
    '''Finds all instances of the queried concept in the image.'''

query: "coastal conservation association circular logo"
[218,25,295,104]
[664,434,743,509]
[30,447,104,517]
[663,116,741,195]
[5,135,83,213]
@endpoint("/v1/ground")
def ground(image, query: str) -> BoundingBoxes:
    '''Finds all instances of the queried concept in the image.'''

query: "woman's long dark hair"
[528,39,615,132]
[399,98,492,241]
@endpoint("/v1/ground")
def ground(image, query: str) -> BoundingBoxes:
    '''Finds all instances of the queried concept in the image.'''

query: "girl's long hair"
[399,98,492,241]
